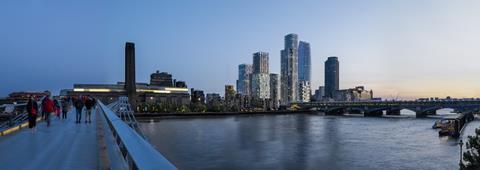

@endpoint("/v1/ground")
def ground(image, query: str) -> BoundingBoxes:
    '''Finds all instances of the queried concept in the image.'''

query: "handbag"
[31,103,37,115]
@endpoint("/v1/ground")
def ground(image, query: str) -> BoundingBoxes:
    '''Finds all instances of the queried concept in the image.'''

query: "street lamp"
[459,139,464,167]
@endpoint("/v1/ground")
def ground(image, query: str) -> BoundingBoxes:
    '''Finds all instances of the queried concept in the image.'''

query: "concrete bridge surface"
[0,108,98,170]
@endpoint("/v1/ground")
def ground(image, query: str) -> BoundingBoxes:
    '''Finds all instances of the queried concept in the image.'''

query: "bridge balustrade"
[97,100,176,170]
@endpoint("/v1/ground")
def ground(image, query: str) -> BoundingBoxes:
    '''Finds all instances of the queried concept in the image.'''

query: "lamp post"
[459,139,464,167]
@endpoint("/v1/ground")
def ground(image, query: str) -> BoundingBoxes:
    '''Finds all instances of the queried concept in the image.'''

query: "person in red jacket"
[27,97,38,133]
[41,94,55,127]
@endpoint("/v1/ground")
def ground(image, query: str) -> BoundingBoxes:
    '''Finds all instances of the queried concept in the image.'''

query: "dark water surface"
[140,113,479,170]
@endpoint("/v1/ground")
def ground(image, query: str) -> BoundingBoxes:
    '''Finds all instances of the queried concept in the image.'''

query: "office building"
[236,64,253,96]
[206,93,222,109]
[298,41,311,83]
[253,52,269,74]
[314,86,325,101]
[269,73,280,109]
[325,56,339,99]
[191,88,205,104]
[281,33,299,104]
[334,86,373,101]
[150,71,173,87]
[299,81,311,102]
[251,51,271,100]
[251,74,270,99]
[175,81,187,88]
[225,85,236,103]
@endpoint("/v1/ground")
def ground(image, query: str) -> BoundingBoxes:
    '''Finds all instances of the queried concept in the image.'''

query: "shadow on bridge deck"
[0,108,98,170]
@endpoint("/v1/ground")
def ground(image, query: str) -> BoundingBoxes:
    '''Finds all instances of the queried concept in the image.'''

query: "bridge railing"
[0,101,42,135]
[107,97,145,138]
[97,100,176,170]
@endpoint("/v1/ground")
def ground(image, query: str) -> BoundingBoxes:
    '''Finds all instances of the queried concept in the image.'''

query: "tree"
[191,102,206,112]
[176,105,190,113]
[461,128,480,169]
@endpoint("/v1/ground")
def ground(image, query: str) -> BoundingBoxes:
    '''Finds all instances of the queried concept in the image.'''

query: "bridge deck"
[0,108,99,170]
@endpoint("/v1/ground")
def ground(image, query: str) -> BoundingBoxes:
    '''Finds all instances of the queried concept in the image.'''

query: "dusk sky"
[1,0,479,99]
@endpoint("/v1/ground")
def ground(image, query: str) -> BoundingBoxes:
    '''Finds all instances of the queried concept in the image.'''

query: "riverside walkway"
[0,108,98,170]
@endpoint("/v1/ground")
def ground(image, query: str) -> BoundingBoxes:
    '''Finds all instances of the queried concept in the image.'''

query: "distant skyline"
[1,0,480,99]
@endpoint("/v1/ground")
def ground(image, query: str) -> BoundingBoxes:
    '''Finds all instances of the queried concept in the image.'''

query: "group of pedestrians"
[26,94,56,132]
[26,94,96,133]
[73,96,96,124]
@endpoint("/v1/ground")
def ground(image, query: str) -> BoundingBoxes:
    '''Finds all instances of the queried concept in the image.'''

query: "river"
[140,110,479,170]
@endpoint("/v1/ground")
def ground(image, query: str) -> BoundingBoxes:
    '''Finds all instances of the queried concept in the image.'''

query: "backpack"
[43,99,54,113]
[30,102,37,115]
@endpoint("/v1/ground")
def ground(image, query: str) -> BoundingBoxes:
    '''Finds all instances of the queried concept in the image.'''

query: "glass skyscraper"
[298,41,311,83]
[253,52,269,74]
[281,33,299,104]
[324,56,339,98]
[298,41,311,102]
[236,64,252,96]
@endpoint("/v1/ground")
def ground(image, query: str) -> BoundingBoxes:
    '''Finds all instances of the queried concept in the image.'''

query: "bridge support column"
[348,109,363,114]
[386,110,401,115]
[415,112,427,118]
[364,110,383,117]
[326,108,346,115]
[426,110,436,115]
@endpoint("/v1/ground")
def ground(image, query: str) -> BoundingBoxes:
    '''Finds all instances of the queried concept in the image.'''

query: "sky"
[1,0,480,99]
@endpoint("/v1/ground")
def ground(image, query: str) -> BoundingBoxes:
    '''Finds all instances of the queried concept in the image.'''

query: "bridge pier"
[415,112,428,118]
[364,110,383,117]
[326,108,346,115]
[386,109,401,115]
[348,109,363,114]
[416,110,436,118]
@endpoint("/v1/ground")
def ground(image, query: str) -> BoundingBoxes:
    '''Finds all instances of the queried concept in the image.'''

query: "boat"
[432,119,450,129]
[438,113,474,138]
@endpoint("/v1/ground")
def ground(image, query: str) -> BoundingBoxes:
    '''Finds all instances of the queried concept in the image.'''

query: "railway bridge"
[293,100,480,117]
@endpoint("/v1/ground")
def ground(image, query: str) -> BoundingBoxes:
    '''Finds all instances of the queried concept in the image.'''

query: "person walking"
[26,97,38,133]
[41,95,55,127]
[61,98,69,120]
[54,99,61,119]
[84,97,95,123]
[74,97,84,124]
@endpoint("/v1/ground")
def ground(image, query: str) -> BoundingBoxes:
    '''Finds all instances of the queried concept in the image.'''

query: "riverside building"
[281,33,299,104]
[236,64,253,96]
[325,56,339,99]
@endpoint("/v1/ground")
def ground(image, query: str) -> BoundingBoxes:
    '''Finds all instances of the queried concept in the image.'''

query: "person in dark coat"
[74,96,84,124]
[84,97,95,123]
[54,99,61,119]
[61,98,69,120]
[26,97,38,132]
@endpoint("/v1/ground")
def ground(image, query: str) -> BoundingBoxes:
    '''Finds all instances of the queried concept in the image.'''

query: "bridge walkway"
[0,107,99,170]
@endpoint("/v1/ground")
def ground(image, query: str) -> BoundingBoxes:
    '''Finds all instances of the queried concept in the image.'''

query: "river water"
[140,110,479,170]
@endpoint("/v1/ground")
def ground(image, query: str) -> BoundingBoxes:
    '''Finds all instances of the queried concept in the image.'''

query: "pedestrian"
[26,97,38,133]
[54,99,61,119]
[41,95,55,127]
[61,98,69,120]
[74,96,84,124]
[84,97,95,123]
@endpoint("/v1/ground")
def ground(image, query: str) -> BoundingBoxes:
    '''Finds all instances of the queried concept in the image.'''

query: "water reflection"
[140,114,479,170]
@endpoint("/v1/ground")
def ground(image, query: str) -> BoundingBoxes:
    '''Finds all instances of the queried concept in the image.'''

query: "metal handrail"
[108,97,145,138]
[0,99,44,135]
[98,100,176,170]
